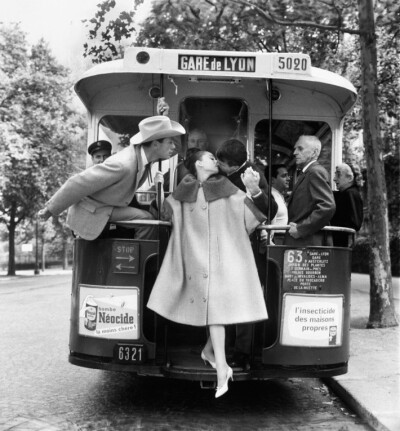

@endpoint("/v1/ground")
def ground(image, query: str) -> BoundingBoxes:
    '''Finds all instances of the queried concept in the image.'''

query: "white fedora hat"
[130,116,186,145]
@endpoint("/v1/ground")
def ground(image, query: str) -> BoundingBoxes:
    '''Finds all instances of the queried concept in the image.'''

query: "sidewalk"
[0,267,72,279]
[325,273,400,431]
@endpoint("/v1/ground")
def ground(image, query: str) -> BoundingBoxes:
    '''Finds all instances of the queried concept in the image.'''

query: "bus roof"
[75,47,357,115]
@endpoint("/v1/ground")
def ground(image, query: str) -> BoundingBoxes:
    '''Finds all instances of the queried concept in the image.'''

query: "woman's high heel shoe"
[201,350,216,369]
[215,367,233,398]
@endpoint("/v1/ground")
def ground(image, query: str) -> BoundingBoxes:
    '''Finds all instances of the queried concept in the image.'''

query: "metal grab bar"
[257,225,355,234]
[112,220,172,228]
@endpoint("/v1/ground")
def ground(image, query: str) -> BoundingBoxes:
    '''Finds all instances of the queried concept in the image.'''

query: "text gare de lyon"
[178,55,256,72]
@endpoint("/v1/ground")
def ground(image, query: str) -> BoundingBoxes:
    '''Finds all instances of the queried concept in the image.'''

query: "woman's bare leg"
[203,335,214,357]
[209,324,229,387]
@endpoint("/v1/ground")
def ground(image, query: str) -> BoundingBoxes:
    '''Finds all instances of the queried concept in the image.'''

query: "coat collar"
[172,174,239,203]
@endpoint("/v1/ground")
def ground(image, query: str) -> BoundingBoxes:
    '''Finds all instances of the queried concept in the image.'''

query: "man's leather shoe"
[228,353,250,371]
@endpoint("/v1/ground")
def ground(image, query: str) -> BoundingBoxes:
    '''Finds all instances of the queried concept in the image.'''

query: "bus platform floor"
[324,273,400,431]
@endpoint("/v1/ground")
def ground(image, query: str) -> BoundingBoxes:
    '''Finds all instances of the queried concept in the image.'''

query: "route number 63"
[287,250,303,263]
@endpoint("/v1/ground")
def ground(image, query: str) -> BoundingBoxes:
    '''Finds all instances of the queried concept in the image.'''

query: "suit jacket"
[331,185,363,231]
[46,145,147,240]
[285,162,335,246]
[227,161,278,220]
[331,185,363,247]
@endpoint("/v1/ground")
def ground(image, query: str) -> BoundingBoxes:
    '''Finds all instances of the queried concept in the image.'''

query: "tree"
[0,23,85,275]
[357,0,397,327]
[82,0,398,327]
[228,0,398,327]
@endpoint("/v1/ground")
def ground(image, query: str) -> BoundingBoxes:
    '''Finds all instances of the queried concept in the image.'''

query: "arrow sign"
[116,264,137,270]
[116,255,135,262]
[112,241,139,274]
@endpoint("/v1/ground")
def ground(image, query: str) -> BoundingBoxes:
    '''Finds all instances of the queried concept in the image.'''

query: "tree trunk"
[7,203,16,276]
[358,0,398,327]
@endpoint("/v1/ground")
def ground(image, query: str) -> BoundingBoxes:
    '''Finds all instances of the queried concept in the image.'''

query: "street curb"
[323,377,391,431]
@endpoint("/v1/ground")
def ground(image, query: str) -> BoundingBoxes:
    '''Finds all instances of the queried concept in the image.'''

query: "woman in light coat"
[147,149,268,398]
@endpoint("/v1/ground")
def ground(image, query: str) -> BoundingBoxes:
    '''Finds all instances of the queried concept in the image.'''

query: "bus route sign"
[178,54,256,73]
[283,249,331,292]
[112,241,139,274]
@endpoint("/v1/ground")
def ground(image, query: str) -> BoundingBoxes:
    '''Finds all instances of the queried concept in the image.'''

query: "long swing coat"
[147,175,269,326]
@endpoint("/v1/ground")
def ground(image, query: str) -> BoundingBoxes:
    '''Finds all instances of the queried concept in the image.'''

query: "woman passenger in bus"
[147,149,268,398]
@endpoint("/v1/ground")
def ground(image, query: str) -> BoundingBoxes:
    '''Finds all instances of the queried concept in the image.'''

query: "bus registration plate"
[114,344,145,364]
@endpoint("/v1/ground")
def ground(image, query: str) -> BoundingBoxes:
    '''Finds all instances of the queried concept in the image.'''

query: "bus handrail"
[257,225,356,234]
[112,220,172,228]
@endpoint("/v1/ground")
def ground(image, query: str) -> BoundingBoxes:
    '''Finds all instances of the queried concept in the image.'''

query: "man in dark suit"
[285,135,336,246]
[38,116,185,240]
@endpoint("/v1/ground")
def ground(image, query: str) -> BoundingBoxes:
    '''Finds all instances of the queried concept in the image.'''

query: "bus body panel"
[262,245,351,366]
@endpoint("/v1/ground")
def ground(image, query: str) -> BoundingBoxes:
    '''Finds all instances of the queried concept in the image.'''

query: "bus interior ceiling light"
[136,51,150,64]
[189,77,241,84]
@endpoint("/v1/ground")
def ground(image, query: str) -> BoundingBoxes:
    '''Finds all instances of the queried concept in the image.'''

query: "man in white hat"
[38,115,185,240]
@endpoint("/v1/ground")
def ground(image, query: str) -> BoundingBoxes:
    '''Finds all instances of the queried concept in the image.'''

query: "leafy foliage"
[83,0,142,63]
[0,23,86,274]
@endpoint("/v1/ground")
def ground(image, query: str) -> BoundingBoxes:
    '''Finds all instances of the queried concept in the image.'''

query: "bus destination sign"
[178,54,256,73]
[283,249,331,292]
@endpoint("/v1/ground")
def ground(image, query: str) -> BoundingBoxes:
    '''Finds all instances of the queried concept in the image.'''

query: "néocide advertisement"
[78,284,139,339]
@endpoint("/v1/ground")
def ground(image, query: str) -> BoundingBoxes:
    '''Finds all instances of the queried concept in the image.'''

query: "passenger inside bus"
[261,163,290,246]
[147,149,268,398]
[172,128,210,187]
[285,135,336,247]
[331,162,364,247]
[87,140,112,165]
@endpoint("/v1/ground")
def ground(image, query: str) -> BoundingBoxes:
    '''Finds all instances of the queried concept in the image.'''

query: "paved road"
[0,273,372,430]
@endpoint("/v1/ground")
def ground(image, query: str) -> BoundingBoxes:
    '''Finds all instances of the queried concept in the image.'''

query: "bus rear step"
[200,380,217,390]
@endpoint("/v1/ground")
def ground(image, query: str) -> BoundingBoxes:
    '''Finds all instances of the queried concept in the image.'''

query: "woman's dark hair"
[183,148,206,176]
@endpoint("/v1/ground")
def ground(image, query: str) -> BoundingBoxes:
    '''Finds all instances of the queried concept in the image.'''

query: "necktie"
[139,163,152,185]
[295,170,304,183]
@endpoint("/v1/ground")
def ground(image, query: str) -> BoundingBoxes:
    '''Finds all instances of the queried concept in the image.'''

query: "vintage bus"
[69,47,357,385]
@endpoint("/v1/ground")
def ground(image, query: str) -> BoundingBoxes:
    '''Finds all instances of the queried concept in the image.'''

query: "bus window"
[254,119,332,180]
[98,115,147,151]
[179,97,248,155]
